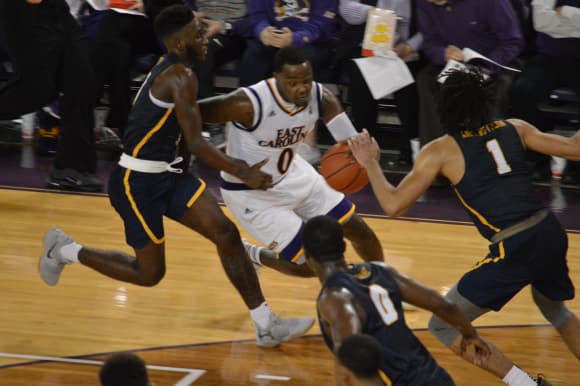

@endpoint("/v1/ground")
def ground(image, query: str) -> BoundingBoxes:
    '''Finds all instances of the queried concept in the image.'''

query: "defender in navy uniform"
[349,68,580,385]
[303,216,490,386]
[38,5,315,348]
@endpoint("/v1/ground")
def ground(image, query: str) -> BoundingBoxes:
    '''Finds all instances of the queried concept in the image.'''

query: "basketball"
[319,143,369,194]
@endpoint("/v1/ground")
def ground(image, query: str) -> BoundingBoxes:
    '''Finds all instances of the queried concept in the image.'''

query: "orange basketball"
[320,143,369,194]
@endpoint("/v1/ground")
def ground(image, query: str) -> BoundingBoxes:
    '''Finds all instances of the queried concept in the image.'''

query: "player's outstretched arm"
[198,90,255,127]
[509,118,580,161]
[318,288,364,348]
[157,65,272,190]
[348,130,442,217]
[386,264,491,364]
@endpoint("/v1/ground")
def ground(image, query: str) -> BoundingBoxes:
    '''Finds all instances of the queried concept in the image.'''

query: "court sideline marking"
[0,352,206,385]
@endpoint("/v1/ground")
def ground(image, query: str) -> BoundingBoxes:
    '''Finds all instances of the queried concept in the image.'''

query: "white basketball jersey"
[221,78,323,184]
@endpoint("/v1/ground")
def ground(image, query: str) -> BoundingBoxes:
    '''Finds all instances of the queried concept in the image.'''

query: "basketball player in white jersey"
[199,46,384,276]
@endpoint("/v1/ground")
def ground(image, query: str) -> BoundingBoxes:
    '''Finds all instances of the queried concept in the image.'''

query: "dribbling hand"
[237,159,273,190]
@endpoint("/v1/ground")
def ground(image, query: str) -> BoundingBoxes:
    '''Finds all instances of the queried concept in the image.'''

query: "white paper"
[438,47,521,83]
[462,48,521,72]
[353,53,414,100]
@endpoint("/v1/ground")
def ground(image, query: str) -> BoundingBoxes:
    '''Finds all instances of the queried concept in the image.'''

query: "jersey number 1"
[369,285,399,326]
[486,139,512,175]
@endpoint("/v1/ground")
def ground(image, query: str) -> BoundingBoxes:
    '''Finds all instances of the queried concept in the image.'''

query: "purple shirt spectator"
[417,0,523,69]
[249,0,338,47]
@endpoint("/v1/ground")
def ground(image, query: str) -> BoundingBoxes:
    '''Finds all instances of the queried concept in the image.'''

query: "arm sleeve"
[339,0,371,25]
[248,0,271,40]
[292,0,338,46]
[481,0,523,70]
[416,2,447,65]
[406,32,423,52]
[532,0,580,38]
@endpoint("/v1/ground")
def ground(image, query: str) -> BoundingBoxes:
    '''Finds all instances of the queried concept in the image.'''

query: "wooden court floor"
[0,189,578,385]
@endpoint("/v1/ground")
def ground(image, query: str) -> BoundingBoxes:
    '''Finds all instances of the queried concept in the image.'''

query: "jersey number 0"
[369,284,399,326]
[277,148,294,174]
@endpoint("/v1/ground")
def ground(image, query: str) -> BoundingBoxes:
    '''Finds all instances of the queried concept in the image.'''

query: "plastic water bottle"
[551,156,567,179]
[21,112,35,142]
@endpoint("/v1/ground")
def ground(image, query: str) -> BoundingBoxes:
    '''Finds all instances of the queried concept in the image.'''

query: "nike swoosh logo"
[46,244,56,259]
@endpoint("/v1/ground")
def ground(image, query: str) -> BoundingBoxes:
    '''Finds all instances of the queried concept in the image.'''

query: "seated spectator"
[91,1,161,137]
[339,0,423,166]
[509,0,580,185]
[90,0,191,139]
[238,0,339,87]
[416,0,523,154]
[0,0,103,192]
[193,0,251,99]
[99,352,149,386]
[192,0,251,148]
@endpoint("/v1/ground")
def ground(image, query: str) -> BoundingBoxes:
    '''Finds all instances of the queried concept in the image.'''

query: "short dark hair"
[436,67,495,132]
[302,216,346,263]
[273,46,310,73]
[336,334,383,379]
[99,353,149,386]
[154,4,194,41]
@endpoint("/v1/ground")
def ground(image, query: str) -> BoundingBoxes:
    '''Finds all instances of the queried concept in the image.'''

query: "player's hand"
[271,27,293,48]
[348,129,381,168]
[460,334,491,366]
[236,159,273,190]
[445,45,464,62]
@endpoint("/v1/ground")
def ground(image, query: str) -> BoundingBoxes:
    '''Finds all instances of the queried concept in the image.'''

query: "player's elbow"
[380,201,406,218]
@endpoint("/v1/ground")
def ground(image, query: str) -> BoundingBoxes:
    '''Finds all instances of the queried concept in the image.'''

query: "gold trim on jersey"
[186,179,207,208]
[266,78,307,116]
[290,248,304,263]
[460,120,506,138]
[123,169,165,245]
[378,370,393,386]
[131,107,174,157]
[337,203,356,224]
[469,241,506,271]
[453,188,500,233]
[122,107,174,245]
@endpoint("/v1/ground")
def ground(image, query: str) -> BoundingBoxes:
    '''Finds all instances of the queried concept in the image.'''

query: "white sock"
[502,366,536,386]
[250,302,272,329]
[59,242,82,264]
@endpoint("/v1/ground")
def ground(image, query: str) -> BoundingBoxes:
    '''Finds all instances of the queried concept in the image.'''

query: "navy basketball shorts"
[108,166,206,249]
[458,212,574,311]
[424,366,455,386]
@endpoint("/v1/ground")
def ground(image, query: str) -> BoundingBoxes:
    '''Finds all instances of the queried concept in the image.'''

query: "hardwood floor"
[0,189,578,385]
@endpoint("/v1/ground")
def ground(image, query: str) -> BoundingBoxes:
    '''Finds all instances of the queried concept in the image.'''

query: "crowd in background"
[0,0,579,190]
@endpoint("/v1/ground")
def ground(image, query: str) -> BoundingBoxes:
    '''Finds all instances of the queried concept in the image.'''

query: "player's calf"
[342,214,384,262]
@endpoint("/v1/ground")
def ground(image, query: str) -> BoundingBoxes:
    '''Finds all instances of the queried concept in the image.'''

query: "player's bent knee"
[213,219,241,246]
[428,315,460,347]
[138,266,166,287]
[343,215,374,240]
[532,288,572,328]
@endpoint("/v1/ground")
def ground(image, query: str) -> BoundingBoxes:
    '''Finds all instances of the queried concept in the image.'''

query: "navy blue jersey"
[123,53,182,162]
[318,263,442,385]
[450,120,543,240]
